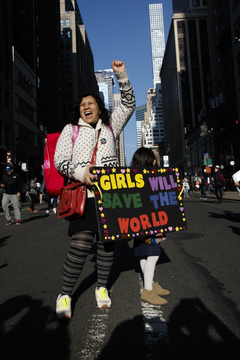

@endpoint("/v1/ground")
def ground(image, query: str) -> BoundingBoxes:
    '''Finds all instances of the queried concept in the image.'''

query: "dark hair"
[69,90,110,125]
[131,147,157,167]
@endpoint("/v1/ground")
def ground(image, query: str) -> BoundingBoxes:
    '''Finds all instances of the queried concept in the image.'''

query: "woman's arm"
[110,61,135,138]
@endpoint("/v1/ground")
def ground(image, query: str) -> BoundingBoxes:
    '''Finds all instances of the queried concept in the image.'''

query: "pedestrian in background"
[0,165,22,225]
[183,177,190,198]
[28,174,39,213]
[214,165,223,204]
[131,147,170,306]
[45,186,57,215]
[39,165,45,204]
[200,174,207,200]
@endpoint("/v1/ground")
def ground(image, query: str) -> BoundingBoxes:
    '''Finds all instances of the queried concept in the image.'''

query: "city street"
[1,192,240,360]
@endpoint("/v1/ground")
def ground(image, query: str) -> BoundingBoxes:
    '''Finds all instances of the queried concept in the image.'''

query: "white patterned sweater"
[54,70,135,198]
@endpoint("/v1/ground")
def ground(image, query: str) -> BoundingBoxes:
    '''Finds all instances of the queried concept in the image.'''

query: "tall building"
[161,0,240,179]
[0,0,99,180]
[161,3,210,174]
[229,0,240,123]
[94,69,115,113]
[172,0,207,13]
[149,3,165,86]
[142,85,164,153]
[140,4,165,163]
[0,1,13,167]
[95,71,125,165]
[60,0,98,125]
[12,0,62,134]
[136,104,146,148]
[12,48,38,175]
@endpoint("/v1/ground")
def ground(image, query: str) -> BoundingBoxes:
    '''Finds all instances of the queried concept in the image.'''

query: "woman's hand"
[83,165,97,186]
[111,60,125,73]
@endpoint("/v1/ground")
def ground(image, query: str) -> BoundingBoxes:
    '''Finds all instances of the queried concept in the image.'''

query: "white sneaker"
[95,287,111,309]
[46,210,49,215]
[56,294,71,319]
[53,207,57,214]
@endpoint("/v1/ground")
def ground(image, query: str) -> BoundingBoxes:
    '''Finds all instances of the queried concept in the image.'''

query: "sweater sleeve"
[110,70,135,138]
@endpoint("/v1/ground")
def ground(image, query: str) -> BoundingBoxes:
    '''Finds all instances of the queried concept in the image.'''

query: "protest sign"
[92,166,187,242]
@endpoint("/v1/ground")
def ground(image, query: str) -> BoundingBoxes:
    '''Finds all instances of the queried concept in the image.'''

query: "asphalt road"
[1,194,240,360]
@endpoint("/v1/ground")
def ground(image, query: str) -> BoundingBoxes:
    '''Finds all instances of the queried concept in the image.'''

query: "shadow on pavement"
[96,298,240,360]
[1,295,70,360]
[208,210,240,223]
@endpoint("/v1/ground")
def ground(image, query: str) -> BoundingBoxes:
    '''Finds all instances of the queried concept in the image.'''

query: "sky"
[78,0,173,165]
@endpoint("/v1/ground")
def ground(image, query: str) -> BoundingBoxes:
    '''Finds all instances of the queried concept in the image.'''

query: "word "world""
[118,211,168,234]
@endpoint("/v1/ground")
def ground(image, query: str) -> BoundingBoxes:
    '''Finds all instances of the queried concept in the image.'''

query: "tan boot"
[141,288,168,306]
[153,282,170,296]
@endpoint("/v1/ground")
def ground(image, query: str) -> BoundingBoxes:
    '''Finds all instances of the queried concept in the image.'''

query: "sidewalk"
[189,190,240,201]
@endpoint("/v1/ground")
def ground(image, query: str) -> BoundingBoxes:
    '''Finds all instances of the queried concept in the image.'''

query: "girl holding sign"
[131,148,170,306]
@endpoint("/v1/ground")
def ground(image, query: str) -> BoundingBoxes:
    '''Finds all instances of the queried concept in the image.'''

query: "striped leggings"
[62,231,115,296]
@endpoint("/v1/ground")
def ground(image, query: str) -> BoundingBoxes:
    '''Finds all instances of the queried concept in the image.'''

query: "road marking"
[80,311,109,359]
[139,275,168,356]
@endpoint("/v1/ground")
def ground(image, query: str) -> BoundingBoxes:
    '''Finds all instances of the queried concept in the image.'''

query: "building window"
[18,70,33,97]
[237,52,240,75]
[60,20,64,27]
[192,0,200,6]
[233,0,240,10]
[18,97,34,121]
[234,16,240,41]
[19,10,26,19]
[65,19,70,26]
[6,91,10,108]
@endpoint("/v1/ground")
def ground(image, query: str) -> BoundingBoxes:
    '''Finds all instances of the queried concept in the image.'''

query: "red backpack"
[219,172,225,184]
[43,125,80,197]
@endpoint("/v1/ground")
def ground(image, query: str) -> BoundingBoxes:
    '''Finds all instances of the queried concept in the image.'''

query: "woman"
[54,60,135,319]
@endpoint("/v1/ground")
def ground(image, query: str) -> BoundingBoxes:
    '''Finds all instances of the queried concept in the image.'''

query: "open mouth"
[84,111,92,118]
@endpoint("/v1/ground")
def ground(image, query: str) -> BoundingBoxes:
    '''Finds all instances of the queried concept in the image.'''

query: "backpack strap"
[72,124,80,147]
[108,124,115,141]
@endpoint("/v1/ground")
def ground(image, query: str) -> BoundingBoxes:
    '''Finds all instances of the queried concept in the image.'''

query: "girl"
[131,147,170,306]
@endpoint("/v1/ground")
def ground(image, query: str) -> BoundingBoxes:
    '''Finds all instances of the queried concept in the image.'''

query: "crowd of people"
[0,164,58,225]
[181,165,236,204]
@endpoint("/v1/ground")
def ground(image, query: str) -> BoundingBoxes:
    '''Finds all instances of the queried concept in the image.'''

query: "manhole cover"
[166,231,204,240]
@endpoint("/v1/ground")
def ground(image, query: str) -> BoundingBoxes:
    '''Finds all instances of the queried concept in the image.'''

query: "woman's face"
[79,96,100,125]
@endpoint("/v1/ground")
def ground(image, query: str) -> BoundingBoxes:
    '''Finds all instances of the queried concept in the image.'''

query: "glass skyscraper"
[149,3,165,86]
